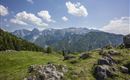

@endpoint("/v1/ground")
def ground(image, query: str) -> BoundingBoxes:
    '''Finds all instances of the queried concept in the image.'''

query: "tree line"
[0,29,44,51]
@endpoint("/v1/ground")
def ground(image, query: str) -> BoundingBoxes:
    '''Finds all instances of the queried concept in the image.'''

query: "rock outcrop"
[123,34,130,48]
[25,63,67,80]
[79,53,90,59]
[99,49,120,56]
[94,50,118,80]
[108,50,120,55]
[94,65,116,80]
[63,55,76,60]
[98,56,115,66]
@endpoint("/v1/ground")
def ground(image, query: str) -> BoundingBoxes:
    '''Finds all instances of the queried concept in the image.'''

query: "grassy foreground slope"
[0,48,130,80]
[0,51,99,80]
[0,51,64,80]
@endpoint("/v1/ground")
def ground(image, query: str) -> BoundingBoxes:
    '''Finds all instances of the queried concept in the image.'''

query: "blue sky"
[0,0,129,35]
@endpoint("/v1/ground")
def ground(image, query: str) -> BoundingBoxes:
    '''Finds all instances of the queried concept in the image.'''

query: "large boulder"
[94,65,115,80]
[123,34,130,48]
[98,56,115,66]
[25,63,67,80]
[94,54,117,80]
[79,53,90,59]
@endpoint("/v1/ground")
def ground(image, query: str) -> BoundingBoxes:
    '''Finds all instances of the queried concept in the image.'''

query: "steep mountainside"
[0,29,44,51]
[12,28,123,52]
[49,31,123,52]
[12,28,93,42]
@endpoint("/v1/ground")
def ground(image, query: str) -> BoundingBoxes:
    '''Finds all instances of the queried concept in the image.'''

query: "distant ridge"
[12,28,123,52]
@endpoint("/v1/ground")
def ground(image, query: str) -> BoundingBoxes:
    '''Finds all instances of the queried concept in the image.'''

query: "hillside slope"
[50,32,123,52]
[0,29,44,51]
[0,48,130,80]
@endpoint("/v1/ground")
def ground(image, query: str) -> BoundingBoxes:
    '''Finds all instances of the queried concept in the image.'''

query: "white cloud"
[27,0,34,4]
[66,1,88,17]
[10,11,48,27]
[0,5,8,16]
[101,17,130,35]
[37,10,55,22]
[62,16,68,21]
[10,19,28,26]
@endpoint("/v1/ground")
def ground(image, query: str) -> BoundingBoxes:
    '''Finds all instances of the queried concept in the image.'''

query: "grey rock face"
[120,66,129,73]
[95,65,115,80]
[25,64,67,80]
[98,56,115,66]
[123,34,130,48]
[94,51,116,80]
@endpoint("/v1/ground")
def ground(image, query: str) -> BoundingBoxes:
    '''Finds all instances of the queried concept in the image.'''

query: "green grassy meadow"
[0,49,130,80]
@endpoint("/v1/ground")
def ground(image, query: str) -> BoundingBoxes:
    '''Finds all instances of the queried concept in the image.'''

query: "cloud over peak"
[66,1,88,17]
[37,10,55,22]
[101,17,130,35]
[0,5,8,16]
[10,11,48,27]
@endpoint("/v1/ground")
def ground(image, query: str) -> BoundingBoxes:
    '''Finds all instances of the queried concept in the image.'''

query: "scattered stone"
[99,49,120,56]
[25,63,67,80]
[55,64,68,73]
[69,59,78,64]
[120,66,128,73]
[63,55,76,60]
[28,65,35,73]
[94,48,102,52]
[124,62,130,73]
[5,50,16,52]
[99,50,108,56]
[79,53,90,59]
[108,50,120,55]
[104,44,113,49]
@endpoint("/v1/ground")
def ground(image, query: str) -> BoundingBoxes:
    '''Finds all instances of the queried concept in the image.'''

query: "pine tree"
[0,28,44,51]
[46,46,52,53]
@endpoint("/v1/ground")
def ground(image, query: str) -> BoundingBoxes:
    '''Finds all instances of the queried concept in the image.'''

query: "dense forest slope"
[0,29,44,51]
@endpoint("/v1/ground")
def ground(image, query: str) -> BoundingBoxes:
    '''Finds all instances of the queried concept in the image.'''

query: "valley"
[0,28,130,80]
[0,0,129,79]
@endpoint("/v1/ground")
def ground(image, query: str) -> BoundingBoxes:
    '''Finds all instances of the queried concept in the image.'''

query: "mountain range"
[12,28,123,52]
